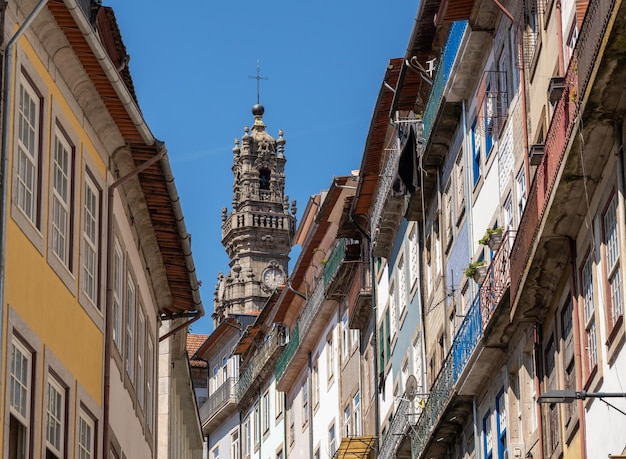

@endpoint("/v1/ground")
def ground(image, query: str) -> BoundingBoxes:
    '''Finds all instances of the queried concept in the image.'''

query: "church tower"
[213,104,297,326]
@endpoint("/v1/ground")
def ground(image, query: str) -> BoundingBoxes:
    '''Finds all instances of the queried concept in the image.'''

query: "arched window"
[259,169,271,190]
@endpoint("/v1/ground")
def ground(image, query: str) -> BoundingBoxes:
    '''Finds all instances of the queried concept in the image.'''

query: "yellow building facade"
[0,1,203,458]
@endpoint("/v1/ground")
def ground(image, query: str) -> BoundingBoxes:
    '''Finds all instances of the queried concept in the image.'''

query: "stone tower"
[213,104,297,326]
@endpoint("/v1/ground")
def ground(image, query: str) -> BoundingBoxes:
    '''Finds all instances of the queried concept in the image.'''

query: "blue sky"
[106,1,418,334]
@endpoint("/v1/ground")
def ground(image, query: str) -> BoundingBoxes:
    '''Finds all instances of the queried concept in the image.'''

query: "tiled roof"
[187,334,209,367]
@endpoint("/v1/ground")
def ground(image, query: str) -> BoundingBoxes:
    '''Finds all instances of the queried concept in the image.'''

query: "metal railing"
[379,396,414,459]
[235,327,284,401]
[275,323,299,381]
[323,239,347,287]
[480,231,515,328]
[422,20,468,144]
[510,0,615,305]
[199,377,237,424]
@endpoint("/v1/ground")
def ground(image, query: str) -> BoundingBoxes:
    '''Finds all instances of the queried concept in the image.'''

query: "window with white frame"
[389,282,397,342]
[353,392,361,436]
[288,406,295,445]
[327,334,334,381]
[46,376,65,458]
[254,403,260,447]
[275,390,284,419]
[455,149,465,221]
[443,180,453,247]
[51,129,73,268]
[603,194,623,329]
[146,337,154,432]
[398,256,407,318]
[409,225,418,289]
[483,410,493,459]
[581,254,598,372]
[329,422,336,457]
[243,416,251,458]
[263,391,270,433]
[232,430,240,458]
[125,275,136,383]
[77,410,95,459]
[342,312,349,360]
[10,339,32,458]
[16,79,41,224]
[504,193,514,232]
[312,359,319,408]
[516,167,527,218]
[302,380,309,426]
[412,334,423,391]
[212,446,219,459]
[137,309,145,409]
[344,403,351,437]
[113,240,123,351]
[82,174,100,304]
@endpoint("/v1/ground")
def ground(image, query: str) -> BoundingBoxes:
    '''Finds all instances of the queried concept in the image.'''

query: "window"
[389,283,397,342]
[344,404,351,437]
[232,430,240,459]
[353,392,361,436]
[471,119,481,186]
[603,194,623,330]
[82,174,100,304]
[398,256,407,317]
[581,254,597,373]
[263,391,270,433]
[16,79,41,224]
[312,360,319,407]
[288,406,295,445]
[327,334,334,381]
[276,390,284,419]
[46,376,66,458]
[483,411,493,459]
[77,411,95,459]
[212,447,219,459]
[412,334,423,390]
[112,240,123,351]
[409,225,418,288]
[342,312,349,359]
[243,416,251,458]
[10,339,32,458]
[254,403,260,447]
[222,355,229,382]
[504,193,514,231]
[443,180,453,248]
[137,309,145,408]
[146,338,154,432]
[455,150,465,221]
[516,167,527,217]
[302,380,309,426]
[329,422,336,457]
[126,275,136,382]
[51,129,74,268]
[259,168,271,190]
[496,391,507,459]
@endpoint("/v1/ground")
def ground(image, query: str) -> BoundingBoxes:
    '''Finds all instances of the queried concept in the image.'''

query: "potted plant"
[465,260,487,283]
[478,227,504,251]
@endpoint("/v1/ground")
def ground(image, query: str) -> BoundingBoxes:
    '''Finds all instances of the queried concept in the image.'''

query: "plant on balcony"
[465,260,487,283]
[478,227,504,250]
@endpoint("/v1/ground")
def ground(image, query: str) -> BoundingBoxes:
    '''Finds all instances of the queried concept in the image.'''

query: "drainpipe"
[282,391,288,459]
[533,322,545,459]
[103,143,167,455]
[556,0,565,76]
[568,238,586,459]
[308,352,314,458]
[347,196,379,453]
[0,0,48,393]
[473,397,480,459]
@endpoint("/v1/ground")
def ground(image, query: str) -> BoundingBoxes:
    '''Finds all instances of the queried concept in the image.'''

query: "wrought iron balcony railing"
[422,20,468,144]
[379,396,421,459]
[275,323,299,381]
[199,377,237,424]
[510,0,615,305]
[235,326,285,402]
[480,231,515,328]
[323,239,346,288]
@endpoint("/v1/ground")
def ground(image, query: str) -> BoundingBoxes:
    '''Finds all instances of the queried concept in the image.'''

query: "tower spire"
[248,60,268,105]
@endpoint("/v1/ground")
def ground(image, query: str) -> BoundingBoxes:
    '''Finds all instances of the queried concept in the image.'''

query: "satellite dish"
[405,375,418,401]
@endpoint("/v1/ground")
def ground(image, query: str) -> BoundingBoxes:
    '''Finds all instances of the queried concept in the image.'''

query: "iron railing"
[480,231,515,328]
[199,377,237,424]
[422,20,468,143]
[323,239,347,287]
[235,327,284,401]
[275,323,299,381]
[379,396,417,459]
[510,0,615,305]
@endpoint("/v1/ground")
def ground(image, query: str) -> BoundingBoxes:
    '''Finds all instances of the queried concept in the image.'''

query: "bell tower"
[213,104,297,325]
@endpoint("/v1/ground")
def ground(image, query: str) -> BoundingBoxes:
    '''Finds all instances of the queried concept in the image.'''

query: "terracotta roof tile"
[187,334,209,367]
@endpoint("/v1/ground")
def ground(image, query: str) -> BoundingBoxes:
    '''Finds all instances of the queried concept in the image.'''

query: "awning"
[334,436,376,459]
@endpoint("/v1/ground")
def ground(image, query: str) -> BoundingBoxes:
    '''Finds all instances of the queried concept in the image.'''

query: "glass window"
[409,225,418,288]
[329,422,336,457]
[46,376,65,457]
[82,175,100,304]
[16,79,41,224]
[263,391,270,433]
[398,256,407,317]
[146,338,154,432]
[78,411,95,459]
[581,254,597,371]
[112,240,123,351]
[137,309,145,408]
[516,168,527,217]
[327,334,334,381]
[353,392,361,436]
[232,430,240,458]
[603,195,623,328]
[51,130,73,267]
[10,340,31,421]
[302,380,309,426]
[125,276,136,382]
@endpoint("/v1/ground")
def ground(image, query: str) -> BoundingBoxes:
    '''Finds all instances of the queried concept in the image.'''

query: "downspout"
[473,397,480,459]
[556,0,565,76]
[533,322,545,459]
[308,352,314,458]
[347,194,379,453]
[568,237,586,459]
[103,143,167,455]
[0,0,49,394]
[282,392,288,459]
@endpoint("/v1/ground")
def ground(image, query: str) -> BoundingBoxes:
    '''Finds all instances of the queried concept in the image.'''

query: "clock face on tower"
[262,266,285,289]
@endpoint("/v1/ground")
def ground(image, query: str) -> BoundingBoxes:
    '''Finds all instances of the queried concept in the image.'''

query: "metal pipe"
[159,313,202,342]
[533,322,545,459]
[308,352,314,458]
[491,0,515,23]
[556,0,565,76]
[0,0,49,400]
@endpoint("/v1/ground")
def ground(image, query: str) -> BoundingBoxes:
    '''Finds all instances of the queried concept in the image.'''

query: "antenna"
[248,60,268,105]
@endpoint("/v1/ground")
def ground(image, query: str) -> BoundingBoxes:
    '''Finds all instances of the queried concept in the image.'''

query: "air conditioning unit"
[548,76,566,103]
[504,443,525,459]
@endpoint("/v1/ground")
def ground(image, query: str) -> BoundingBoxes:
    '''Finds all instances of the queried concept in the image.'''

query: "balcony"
[348,262,372,331]
[411,231,514,458]
[222,211,296,239]
[276,275,336,391]
[324,239,360,300]
[199,378,237,434]
[379,396,417,459]
[510,0,625,322]
[406,21,467,221]
[235,326,285,407]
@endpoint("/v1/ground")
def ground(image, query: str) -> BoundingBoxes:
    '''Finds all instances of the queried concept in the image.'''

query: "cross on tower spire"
[248,60,268,104]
